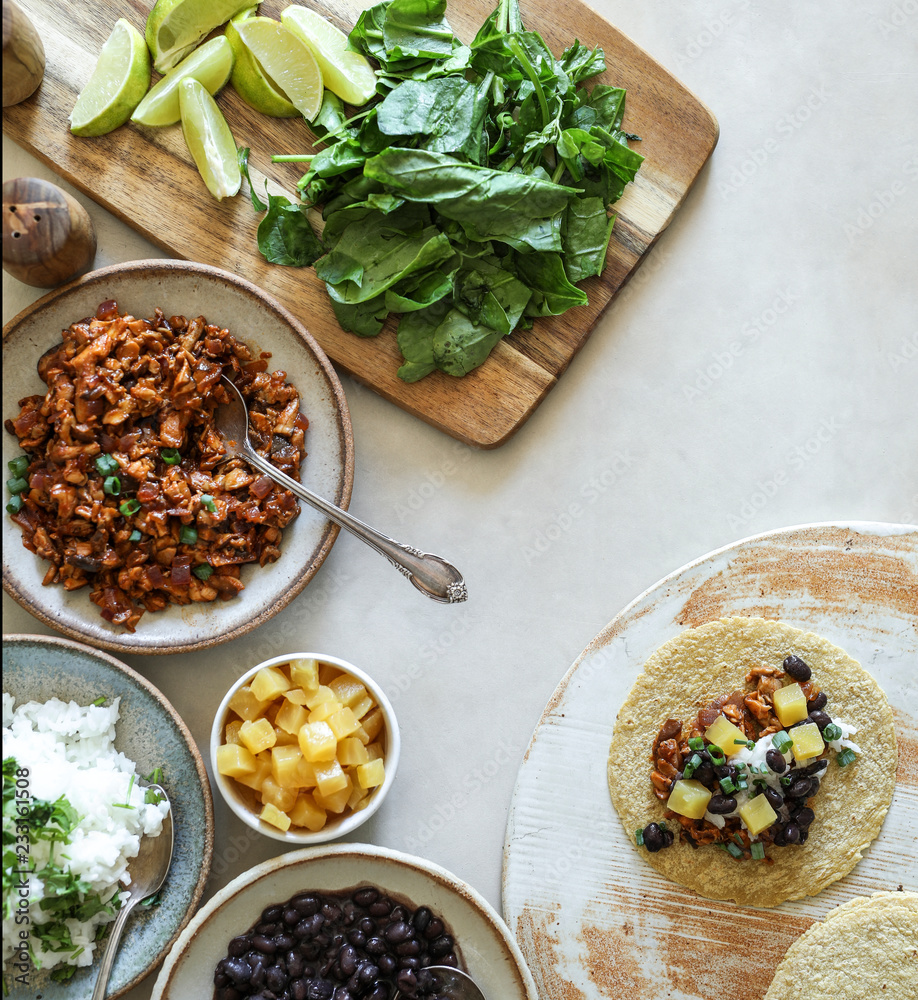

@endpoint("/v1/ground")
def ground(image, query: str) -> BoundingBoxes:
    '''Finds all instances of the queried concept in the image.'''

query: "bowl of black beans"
[150,845,539,1000]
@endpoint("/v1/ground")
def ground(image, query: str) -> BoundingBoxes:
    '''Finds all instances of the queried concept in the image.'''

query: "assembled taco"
[764,890,917,998]
[607,617,897,907]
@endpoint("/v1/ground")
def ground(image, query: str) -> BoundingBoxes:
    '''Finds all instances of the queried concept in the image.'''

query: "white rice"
[1,692,170,972]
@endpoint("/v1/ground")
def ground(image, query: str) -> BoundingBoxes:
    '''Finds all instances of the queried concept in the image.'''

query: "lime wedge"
[132,35,234,126]
[146,0,251,74]
[226,8,298,118]
[70,19,151,137]
[178,77,241,200]
[280,5,377,106]
[233,16,323,121]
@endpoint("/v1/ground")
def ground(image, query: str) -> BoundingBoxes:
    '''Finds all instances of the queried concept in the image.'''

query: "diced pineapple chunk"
[224,718,243,745]
[296,757,318,788]
[350,695,375,720]
[234,753,272,791]
[216,742,257,778]
[238,717,277,754]
[284,688,310,705]
[313,758,348,796]
[290,792,327,831]
[318,661,339,686]
[289,657,320,692]
[260,777,297,812]
[298,721,337,762]
[314,774,353,813]
[260,802,292,832]
[365,741,385,761]
[272,745,306,788]
[347,780,370,811]
[307,699,341,723]
[328,674,368,708]
[251,665,293,702]
[356,758,386,790]
[667,779,712,819]
[338,737,370,767]
[739,793,778,835]
[276,699,309,735]
[273,726,298,747]
[305,685,337,710]
[773,682,808,727]
[228,684,272,722]
[328,706,360,740]
[704,715,749,756]
[361,707,385,742]
[790,722,825,762]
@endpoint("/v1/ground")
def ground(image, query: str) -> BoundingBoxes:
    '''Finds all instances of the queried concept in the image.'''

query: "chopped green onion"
[91,696,107,707]
[688,737,705,752]
[635,828,644,846]
[6,476,29,495]
[732,832,745,847]
[732,738,750,747]
[725,842,744,858]
[708,745,726,765]
[6,495,24,514]
[193,563,213,580]
[140,890,163,907]
[103,475,121,495]
[119,499,141,516]
[719,777,736,794]
[772,731,793,753]
[95,454,120,475]
[113,774,136,809]
[8,455,29,478]
[750,842,765,860]
[128,529,142,542]
[734,762,747,772]
[200,494,218,513]
[780,774,794,786]
[822,723,842,742]
[836,747,857,767]
[145,767,164,785]
[180,525,198,545]
[736,778,749,791]
[161,448,181,465]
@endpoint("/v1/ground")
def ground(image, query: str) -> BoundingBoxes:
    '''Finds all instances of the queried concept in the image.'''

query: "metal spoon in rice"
[91,784,174,1000]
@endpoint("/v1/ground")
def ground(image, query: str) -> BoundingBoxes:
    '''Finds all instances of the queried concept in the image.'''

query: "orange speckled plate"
[502,522,918,1000]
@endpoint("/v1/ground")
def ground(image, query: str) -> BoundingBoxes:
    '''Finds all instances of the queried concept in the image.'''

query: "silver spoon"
[214,376,468,604]
[91,784,174,1000]
[393,966,488,999]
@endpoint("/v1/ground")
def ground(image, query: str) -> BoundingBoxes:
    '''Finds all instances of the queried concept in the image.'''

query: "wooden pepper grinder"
[3,178,97,287]
[2,0,45,106]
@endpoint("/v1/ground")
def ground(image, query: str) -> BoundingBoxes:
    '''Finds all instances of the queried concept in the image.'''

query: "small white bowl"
[210,652,400,845]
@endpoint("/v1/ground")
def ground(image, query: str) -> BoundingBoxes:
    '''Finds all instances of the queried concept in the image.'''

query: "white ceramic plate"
[2,632,215,999]
[2,260,354,654]
[502,522,918,1000]
[152,844,538,999]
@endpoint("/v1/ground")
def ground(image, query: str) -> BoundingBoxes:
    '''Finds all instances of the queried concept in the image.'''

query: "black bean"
[429,935,454,959]
[642,822,665,852]
[223,957,252,986]
[284,907,302,926]
[787,776,816,800]
[322,902,342,923]
[214,968,230,989]
[397,969,418,993]
[694,762,716,787]
[399,955,421,970]
[293,894,321,916]
[783,655,811,681]
[808,710,832,731]
[423,918,444,941]
[368,898,392,917]
[801,758,828,776]
[216,988,242,1000]
[662,828,675,847]
[783,822,801,844]
[714,763,737,780]
[228,935,251,958]
[439,952,459,968]
[353,887,379,907]
[338,945,358,978]
[412,907,432,933]
[347,929,366,948]
[252,935,277,955]
[707,794,737,814]
[291,981,309,1000]
[262,905,284,924]
[773,828,788,847]
[765,749,787,773]
[276,933,295,951]
[307,980,334,1000]
[807,691,827,712]
[267,964,288,991]
[378,954,397,976]
[364,986,388,1000]
[357,962,380,985]
[287,953,305,979]
[794,806,816,828]
[763,787,784,812]
[799,828,809,844]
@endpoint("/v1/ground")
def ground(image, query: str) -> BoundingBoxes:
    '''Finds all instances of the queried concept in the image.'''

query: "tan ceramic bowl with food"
[210,652,400,845]
[2,260,354,655]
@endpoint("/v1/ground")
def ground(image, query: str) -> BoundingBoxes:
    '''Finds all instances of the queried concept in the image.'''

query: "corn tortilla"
[606,617,897,907]
[764,891,918,998]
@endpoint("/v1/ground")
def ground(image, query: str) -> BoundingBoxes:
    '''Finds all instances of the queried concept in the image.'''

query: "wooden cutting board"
[3,0,718,448]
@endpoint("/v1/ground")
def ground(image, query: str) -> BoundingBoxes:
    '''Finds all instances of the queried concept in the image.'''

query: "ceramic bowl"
[151,843,538,999]
[2,632,214,999]
[210,652,400,845]
[2,260,354,654]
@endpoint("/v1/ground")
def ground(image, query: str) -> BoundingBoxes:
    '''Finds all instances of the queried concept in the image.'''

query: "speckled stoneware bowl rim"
[151,843,539,999]
[2,632,215,999]
[2,259,355,655]
[210,652,401,846]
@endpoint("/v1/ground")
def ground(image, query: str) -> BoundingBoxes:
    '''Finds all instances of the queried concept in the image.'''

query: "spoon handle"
[240,446,467,603]
[91,897,137,1000]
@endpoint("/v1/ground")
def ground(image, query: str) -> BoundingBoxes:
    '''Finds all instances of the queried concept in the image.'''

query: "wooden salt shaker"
[2,0,45,106]
[2,178,97,287]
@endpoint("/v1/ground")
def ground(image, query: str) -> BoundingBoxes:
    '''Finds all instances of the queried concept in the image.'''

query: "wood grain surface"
[2,0,718,447]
